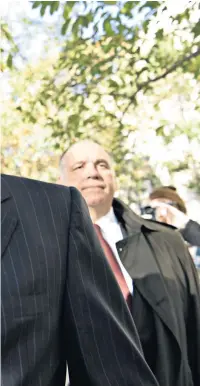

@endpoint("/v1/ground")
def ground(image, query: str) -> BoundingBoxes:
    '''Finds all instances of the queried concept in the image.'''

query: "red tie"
[94,224,131,308]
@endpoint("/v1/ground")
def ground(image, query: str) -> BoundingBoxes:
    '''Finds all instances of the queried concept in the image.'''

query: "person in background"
[58,140,200,386]
[1,173,159,386]
[149,186,200,247]
[148,185,200,276]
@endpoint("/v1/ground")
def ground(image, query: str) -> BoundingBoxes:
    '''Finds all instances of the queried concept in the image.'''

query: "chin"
[85,195,105,208]
[87,199,104,208]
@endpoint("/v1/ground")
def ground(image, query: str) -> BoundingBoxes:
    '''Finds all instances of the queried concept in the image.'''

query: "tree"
[28,1,199,159]
[1,57,61,182]
[1,1,200,202]
[2,50,200,202]
[0,20,19,71]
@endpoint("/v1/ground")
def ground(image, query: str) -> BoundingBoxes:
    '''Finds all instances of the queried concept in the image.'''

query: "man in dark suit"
[1,174,160,386]
[59,140,200,386]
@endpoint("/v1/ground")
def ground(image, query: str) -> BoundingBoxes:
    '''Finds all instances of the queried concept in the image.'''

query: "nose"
[86,162,100,179]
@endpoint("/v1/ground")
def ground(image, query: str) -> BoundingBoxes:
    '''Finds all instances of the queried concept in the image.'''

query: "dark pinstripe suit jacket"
[1,174,158,386]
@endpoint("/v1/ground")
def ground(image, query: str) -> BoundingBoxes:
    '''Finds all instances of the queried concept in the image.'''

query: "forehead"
[66,142,111,166]
[151,198,171,203]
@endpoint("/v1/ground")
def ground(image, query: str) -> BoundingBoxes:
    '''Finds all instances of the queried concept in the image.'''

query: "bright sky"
[1,1,63,64]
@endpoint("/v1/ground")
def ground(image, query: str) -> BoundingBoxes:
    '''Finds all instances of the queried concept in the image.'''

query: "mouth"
[82,186,105,191]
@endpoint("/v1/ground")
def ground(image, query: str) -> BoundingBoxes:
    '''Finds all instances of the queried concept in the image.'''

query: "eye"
[73,164,83,171]
[98,162,108,169]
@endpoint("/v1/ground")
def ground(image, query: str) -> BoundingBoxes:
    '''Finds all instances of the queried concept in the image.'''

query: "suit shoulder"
[144,218,185,246]
[145,219,176,233]
[1,173,72,202]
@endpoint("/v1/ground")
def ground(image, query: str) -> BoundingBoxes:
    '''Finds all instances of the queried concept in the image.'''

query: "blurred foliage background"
[1,0,200,210]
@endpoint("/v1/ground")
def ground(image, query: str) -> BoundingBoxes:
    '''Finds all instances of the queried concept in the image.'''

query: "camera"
[140,206,156,220]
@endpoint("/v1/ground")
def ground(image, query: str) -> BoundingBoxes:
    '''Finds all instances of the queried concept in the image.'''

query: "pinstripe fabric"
[1,174,158,386]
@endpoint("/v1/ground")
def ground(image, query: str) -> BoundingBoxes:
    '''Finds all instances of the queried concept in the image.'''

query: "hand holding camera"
[150,200,189,229]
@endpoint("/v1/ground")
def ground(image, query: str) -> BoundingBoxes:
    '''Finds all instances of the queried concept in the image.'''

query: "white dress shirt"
[96,208,133,294]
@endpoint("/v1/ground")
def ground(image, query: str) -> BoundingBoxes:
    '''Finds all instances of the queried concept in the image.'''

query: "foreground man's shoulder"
[1,173,71,194]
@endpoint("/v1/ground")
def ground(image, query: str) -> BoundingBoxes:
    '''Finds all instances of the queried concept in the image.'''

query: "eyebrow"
[71,159,110,168]
[96,159,110,165]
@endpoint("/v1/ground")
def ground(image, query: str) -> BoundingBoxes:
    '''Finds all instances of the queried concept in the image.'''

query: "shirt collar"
[95,207,118,229]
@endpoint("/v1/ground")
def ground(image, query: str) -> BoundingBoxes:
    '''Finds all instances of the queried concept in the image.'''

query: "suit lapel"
[1,180,18,258]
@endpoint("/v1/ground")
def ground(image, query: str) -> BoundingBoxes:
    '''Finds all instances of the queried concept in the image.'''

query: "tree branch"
[122,46,200,117]
[137,47,200,89]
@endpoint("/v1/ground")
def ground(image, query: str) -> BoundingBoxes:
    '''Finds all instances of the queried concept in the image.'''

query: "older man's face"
[60,142,117,211]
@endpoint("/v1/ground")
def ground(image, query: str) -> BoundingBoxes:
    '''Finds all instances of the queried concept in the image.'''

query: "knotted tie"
[94,224,131,309]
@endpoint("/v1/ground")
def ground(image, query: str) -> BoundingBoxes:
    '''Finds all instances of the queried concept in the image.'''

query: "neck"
[89,206,111,223]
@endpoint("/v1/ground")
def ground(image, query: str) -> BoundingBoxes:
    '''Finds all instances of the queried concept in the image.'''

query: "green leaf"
[109,79,119,88]
[192,23,200,38]
[72,19,81,36]
[32,1,42,10]
[143,20,149,33]
[61,21,69,35]
[40,3,48,17]
[156,126,164,136]
[50,1,59,15]
[156,29,164,40]
[139,1,160,10]
[103,19,114,36]
[63,4,70,20]
[2,24,13,42]
[102,1,117,4]
[102,43,112,53]
[63,3,74,20]
[81,13,93,28]
[7,54,13,68]
[121,1,138,16]
[29,115,37,124]
[68,114,80,127]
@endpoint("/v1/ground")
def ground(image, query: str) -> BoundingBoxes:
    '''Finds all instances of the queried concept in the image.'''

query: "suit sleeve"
[176,234,200,386]
[180,220,200,247]
[64,187,158,386]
